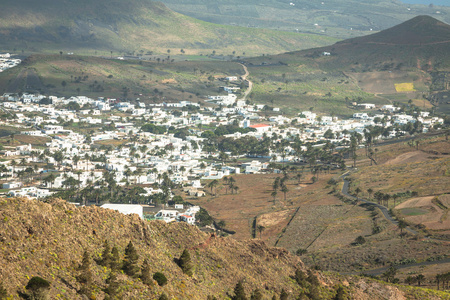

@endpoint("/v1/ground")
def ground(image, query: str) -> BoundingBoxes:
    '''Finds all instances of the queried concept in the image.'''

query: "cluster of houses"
[99,203,200,224]
[0,76,444,225]
[0,53,21,73]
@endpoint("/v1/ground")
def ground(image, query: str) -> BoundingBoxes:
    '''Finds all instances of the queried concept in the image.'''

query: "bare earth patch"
[395,195,450,231]
[396,196,435,209]
[384,151,430,165]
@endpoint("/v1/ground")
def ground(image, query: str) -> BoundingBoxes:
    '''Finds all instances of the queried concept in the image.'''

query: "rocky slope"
[0,197,448,299]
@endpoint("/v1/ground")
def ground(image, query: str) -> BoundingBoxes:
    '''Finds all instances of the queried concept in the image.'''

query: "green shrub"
[153,272,167,286]
[353,236,366,245]
[26,276,51,300]
[0,282,7,299]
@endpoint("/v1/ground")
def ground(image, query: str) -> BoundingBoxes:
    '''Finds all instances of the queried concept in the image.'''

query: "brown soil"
[350,71,429,95]
[189,172,337,243]
[2,199,444,299]
[350,136,450,204]
[396,195,450,231]
[384,151,430,165]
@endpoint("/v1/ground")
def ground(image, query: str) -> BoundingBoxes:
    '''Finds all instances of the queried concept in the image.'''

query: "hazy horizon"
[400,0,449,6]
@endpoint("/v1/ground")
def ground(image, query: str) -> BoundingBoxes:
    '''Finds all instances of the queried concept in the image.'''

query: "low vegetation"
[0,197,447,299]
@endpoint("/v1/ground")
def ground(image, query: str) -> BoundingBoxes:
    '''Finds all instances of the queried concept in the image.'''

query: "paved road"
[342,258,450,276]
[340,172,417,235]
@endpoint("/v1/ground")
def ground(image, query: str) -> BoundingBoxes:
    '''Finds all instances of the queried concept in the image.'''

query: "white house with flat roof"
[101,204,144,219]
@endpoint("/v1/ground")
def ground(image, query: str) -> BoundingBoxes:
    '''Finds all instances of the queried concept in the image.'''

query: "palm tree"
[355,187,361,198]
[179,166,186,174]
[383,193,391,207]
[296,173,302,184]
[415,274,425,286]
[75,170,83,188]
[271,191,277,203]
[10,159,17,177]
[233,185,239,194]
[393,194,399,207]
[257,225,265,239]
[273,177,280,192]
[72,155,80,170]
[207,179,219,196]
[281,184,289,201]
[367,188,373,200]
[398,219,407,236]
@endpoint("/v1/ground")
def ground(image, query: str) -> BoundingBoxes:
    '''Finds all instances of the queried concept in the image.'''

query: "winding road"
[340,171,417,235]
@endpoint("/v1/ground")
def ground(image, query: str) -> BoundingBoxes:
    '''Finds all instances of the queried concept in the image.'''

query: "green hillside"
[2,16,449,116]
[0,0,337,56]
[159,0,450,39]
[0,54,247,101]
[240,16,450,115]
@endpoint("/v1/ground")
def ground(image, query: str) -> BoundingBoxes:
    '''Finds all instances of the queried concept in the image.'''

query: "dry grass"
[395,82,416,92]
[0,197,308,299]
[1,198,445,299]
[350,136,450,200]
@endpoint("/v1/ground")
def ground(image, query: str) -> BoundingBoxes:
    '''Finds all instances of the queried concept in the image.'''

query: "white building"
[101,204,144,219]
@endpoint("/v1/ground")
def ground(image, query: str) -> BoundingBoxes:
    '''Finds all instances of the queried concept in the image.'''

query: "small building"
[179,214,195,225]
[101,204,144,219]
[249,124,271,133]
[2,182,23,189]
[357,103,375,109]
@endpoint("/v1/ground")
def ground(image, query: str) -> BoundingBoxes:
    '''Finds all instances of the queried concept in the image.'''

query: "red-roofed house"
[249,124,271,133]
[179,214,195,225]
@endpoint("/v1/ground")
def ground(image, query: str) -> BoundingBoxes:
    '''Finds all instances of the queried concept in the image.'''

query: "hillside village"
[0,53,21,73]
[0,68,445,227]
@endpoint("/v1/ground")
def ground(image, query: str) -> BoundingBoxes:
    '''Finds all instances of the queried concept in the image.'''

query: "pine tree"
[76,250,93,298]
[307,270,320,286]
[333,285,349,300]
[153,272,168,286]
[250,289,263,300]
[122,241,139,277]
[0,281,7,299]
[158,293,169,300]
[26,276,51,300]
[295,269,309,288]
[104,272,120,299]
[110,246,121,271]
[140,259,153,286]
[178,249,193,276]
[280,289,289,300]
[232,281,247,300]
[307,270,322,300]
[98,240,112,267]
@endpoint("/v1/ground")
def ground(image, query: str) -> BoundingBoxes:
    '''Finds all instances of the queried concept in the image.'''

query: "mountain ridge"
[0,0,336,55]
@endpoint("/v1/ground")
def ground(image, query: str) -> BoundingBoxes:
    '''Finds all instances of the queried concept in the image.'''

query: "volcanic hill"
[291,15,450,72]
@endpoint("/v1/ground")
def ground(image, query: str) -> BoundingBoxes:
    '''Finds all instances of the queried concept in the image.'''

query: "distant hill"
[0,197,447,299]
[0,0,336,56]
[159,0,450,39]
[288,15,450,72]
